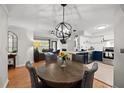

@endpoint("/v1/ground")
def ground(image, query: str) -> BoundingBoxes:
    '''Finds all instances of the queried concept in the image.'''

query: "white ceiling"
[5,4,121,37]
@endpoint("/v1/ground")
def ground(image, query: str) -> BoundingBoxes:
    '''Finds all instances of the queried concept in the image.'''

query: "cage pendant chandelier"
[55,4,72,40]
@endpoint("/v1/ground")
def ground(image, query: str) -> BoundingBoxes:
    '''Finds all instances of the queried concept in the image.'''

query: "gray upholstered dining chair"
[25,61,45,88]
[81,63,98,88]
[45,53,57,62]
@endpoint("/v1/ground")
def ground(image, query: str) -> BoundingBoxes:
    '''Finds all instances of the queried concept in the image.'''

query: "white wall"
[114,7,124,87]
[9,26,33,67]
[0,5,8,87]
[66,36,76,51]
[67,31,90,51]
[104,34,114,47]
[80,36,91,50]
[90,31,114,51]
[90,36,104,51]
[57,39,67,50]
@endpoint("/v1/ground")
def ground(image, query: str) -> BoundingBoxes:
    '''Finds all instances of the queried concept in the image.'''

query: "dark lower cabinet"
[92,51,103,61]
[72,53,89,64]
[8,54,16,68]
[84,53,88,64]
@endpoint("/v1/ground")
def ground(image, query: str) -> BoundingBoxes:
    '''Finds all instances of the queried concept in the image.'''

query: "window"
[34,39,50,52]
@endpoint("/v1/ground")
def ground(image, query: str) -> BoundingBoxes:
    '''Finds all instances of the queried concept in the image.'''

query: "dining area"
[25,52,98,88]
[4,3,116,88]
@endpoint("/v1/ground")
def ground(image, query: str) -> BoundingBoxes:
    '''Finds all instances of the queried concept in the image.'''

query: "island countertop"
[68,50,93,54]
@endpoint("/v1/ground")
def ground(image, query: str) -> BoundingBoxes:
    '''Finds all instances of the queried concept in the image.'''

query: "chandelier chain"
[63,6,65,22]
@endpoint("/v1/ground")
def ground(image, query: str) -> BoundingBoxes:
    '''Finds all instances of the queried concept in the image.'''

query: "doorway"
[52,41,57,52]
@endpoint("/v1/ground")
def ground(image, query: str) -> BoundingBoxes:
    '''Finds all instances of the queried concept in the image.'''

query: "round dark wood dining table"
[36,61,86,88]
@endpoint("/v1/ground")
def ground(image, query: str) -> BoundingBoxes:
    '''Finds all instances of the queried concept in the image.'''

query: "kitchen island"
[68,50,93,64]
[68,50,103,64]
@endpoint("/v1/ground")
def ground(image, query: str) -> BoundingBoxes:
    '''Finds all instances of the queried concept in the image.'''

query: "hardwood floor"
[7,61,112,88]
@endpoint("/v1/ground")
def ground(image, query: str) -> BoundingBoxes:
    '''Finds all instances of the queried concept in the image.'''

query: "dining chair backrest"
[25,61,39,88]
[81,63,98,88]
[45,53,57,62]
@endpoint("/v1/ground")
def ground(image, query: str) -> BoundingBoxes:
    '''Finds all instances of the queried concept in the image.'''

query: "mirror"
[8,31,18,53]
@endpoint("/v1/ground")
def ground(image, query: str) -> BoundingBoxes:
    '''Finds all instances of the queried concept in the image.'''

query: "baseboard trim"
[16,61,34,68]
[3,79,9,88]
[16,64,25,68]
[94,78,112,87]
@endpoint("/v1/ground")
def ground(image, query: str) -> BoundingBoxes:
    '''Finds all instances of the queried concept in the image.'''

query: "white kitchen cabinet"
[104,34,114,40]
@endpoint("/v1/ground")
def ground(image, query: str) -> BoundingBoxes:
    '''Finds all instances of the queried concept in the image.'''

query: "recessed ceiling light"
[95,24,109,30]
